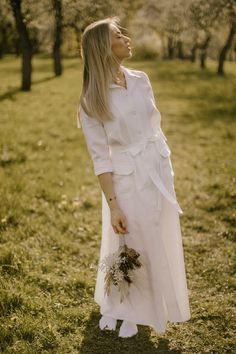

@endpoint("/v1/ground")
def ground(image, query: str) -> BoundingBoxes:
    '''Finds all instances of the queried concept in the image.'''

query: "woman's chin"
[120,52,132,61]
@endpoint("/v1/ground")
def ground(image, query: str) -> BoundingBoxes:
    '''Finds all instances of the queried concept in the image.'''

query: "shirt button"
[131,110,136,115]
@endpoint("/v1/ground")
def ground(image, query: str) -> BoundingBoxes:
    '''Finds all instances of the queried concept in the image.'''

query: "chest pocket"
[111,152,135,200]
[111,151,135,175]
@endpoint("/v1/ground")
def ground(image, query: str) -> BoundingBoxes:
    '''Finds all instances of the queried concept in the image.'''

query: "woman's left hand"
[110,207,129,235]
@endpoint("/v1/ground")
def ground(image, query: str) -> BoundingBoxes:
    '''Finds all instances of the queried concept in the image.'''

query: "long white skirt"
[94,138,191,333]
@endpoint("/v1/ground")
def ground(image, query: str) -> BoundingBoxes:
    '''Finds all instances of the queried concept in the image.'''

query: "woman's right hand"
[110,207,129,234]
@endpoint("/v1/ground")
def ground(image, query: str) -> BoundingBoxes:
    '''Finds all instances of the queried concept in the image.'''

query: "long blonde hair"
[78,16,123,126]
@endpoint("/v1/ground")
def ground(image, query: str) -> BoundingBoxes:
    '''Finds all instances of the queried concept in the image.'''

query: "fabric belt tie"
[110,131,183,214]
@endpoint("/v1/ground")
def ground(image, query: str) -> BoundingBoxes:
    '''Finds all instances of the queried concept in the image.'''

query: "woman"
[77,17,191,338]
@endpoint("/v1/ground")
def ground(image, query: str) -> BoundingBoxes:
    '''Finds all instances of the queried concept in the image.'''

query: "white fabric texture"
[78,66,191,333]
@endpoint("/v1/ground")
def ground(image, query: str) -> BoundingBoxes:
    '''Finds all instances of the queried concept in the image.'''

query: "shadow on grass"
[0,76,55,101]
[33,60,80,73]
[79,311,181,354]
[0,87,21,101]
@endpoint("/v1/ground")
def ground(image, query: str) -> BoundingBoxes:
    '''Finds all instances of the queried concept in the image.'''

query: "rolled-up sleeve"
[77,105,113,176]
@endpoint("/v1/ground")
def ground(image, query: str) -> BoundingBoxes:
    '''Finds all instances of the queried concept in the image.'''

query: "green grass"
[0,55,235,353]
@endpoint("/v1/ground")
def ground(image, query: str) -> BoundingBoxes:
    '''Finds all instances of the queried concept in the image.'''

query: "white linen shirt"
[78,65,183,214]
[77,65,167,177]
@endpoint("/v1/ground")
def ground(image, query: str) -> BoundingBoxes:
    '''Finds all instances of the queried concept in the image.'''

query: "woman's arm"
[97,172,129,235]
[78,106,129,235]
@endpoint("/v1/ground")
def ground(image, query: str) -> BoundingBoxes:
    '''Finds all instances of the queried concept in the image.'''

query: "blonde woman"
[77,17,191,338]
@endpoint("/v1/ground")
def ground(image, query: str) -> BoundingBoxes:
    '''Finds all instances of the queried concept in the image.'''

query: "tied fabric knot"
[128,134,161,157]
[109,132,161,156]
[129,141,149,157]
[130,136,183,214]
[109,133,183,214]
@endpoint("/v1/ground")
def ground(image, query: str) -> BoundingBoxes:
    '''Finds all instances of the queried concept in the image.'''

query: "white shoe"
[99,315,117,331]
[118,320,138,338]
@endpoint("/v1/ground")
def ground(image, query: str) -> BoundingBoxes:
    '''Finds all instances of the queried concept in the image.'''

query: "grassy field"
[0,55,235,353]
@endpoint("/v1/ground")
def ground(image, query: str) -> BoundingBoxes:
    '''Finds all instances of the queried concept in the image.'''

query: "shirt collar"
[109,65,142,90]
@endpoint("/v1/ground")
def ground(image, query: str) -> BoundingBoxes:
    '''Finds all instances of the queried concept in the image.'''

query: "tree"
[9,0,32,90]
[62,0,126,57]
[217,0,236,75]
[0,0,15,58]
[131,0,190,60]
[188,0,219,69]
[188,0,236,73]
[52,0,62,76]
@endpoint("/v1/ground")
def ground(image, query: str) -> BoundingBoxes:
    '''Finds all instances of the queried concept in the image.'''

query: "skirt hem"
[95,298,191,334]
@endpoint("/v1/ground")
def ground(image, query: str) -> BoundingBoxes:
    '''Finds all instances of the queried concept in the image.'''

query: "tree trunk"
[0,38,3,59]
[177,40,184,59]
[0,26,7,59]
[199,35,211,70]
[217,21,236,75]
[9,0,32,91]
[74,27,82,57]
[190,43,198,62]
[167,36,175,59]
[200,51,205,69]
[52,0,63,76]
[14,36,21,56]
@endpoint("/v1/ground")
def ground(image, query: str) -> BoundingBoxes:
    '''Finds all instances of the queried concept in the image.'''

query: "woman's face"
[110,24,132,61]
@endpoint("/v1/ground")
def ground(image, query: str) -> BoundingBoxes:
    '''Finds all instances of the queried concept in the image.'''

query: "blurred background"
[0,0,236,85]
[0,1,235,353]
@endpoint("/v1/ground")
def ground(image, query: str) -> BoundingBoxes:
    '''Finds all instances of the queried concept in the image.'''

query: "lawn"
[0,55,235,353]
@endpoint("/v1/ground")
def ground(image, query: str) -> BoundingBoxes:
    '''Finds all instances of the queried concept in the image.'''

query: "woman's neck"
[111,64,126,88]
[112,63,122,77]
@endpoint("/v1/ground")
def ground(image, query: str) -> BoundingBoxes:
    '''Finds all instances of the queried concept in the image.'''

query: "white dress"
[77,65,191,333]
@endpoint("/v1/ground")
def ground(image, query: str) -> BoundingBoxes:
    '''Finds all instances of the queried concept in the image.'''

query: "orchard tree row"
[131,0,236,74]
[0,0,235,91]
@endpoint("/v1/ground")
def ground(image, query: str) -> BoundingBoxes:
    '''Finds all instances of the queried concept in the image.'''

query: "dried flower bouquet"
[99,234,142,303]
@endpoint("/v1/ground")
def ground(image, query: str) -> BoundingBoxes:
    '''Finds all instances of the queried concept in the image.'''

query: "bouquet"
[99,234,142,303]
